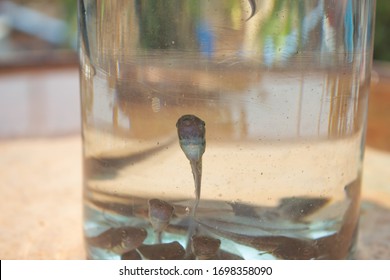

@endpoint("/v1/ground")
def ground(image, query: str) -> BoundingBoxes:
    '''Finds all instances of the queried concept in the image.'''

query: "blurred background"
[0,0,389,144]
[1,0,389,65]
[0,0,388,144]
[0,0,76,68]
[0,0,78,138]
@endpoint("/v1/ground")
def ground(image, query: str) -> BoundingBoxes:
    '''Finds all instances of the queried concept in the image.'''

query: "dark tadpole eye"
[198,120,205,129]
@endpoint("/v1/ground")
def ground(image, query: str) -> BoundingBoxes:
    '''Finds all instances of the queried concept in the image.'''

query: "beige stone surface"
[0,136,84,259]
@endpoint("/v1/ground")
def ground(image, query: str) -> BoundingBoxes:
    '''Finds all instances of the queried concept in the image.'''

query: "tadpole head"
[114,227,147,254]
[191,235,221,260]
[176,115,206,140]
[148,199,175,232]
[176,115,206,161]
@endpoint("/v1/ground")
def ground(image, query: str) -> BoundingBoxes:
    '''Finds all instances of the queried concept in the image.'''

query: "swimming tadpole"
[176,114,206,218]
[176,114,206,254]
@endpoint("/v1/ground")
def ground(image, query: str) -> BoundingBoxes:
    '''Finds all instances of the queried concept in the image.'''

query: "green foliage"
[61,0,388,60]
[136,0,200,50]
[374,1,390,61]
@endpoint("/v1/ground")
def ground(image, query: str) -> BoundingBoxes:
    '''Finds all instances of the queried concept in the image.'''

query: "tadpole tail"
[190,159,202,217]
[155,231,162,244]
[185,159,202,257]
[246,0,258,21]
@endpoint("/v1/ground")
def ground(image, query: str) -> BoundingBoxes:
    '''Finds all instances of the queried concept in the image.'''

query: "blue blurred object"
[0,1,68,46]
[196,22,214,58]
[344,0,354,62]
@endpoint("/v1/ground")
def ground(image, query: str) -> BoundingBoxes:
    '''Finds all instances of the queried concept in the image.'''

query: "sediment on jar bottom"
[84,180,359,260]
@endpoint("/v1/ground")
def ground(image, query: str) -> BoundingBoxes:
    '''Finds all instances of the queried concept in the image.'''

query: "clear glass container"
[78,0,376,260]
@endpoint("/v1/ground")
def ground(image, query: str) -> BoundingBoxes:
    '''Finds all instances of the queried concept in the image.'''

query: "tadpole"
[148,198,174,243]
[86,226,147,255]
[176,114,206,218]
[176,114,206,253]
